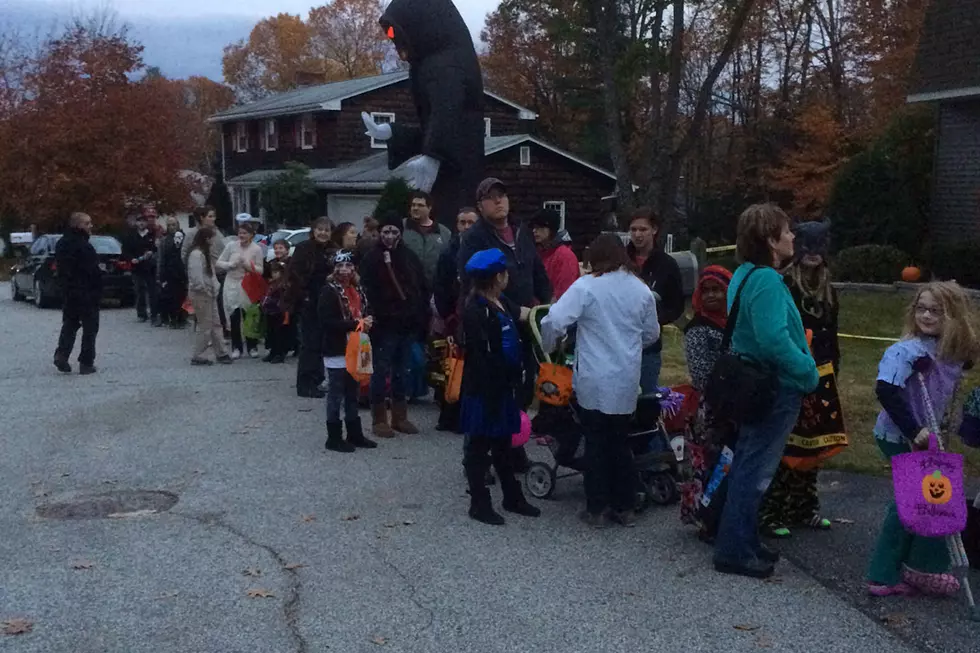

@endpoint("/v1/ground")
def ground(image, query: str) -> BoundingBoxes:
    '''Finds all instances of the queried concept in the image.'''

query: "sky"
[9,0,501,81]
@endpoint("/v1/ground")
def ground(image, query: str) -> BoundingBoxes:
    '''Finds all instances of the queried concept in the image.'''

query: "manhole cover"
[36,490,178,520]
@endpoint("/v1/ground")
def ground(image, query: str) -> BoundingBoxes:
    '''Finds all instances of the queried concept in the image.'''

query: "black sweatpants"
[55,302,100,366]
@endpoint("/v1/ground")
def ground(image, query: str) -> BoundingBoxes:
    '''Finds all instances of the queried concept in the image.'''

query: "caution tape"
[664,323,898,343]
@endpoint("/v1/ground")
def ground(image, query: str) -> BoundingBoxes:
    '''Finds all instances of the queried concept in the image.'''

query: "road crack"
[177,512,307,653]
[370,545,436,639]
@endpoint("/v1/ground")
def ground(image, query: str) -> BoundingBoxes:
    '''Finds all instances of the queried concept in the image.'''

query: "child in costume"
[867,281,977,596]
[680,265,734,539]
[760,219,840,537]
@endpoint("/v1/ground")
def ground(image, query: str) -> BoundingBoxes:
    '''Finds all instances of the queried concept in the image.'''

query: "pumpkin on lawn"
[902,265,922,283]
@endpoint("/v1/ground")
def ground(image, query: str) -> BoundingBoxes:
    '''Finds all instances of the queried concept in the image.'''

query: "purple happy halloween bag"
[892,433,967,537]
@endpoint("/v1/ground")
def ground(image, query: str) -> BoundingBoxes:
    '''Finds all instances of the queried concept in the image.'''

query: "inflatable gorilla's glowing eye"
[387,26,395,39]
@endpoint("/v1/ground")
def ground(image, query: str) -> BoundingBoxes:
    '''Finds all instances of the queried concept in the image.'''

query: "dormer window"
[370,112,395,148]
[299,113,316,150]
[261,119,278,151]
[520,146,531,166]
[234,122,248,152]
[484,117,492,138]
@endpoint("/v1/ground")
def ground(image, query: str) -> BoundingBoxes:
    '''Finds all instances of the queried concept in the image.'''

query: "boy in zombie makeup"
[759,218,841,538]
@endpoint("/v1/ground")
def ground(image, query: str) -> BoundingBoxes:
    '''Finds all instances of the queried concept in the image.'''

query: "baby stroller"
[524,305,689,507]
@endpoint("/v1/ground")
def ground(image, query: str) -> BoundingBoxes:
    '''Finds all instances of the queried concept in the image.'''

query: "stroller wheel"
[525,462,557,499]
[645,471,679,506]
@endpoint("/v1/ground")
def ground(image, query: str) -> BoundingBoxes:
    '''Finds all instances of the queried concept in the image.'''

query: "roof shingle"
[908,0,980,102]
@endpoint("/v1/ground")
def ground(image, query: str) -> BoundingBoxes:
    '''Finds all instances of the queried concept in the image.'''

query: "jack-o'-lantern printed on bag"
[922,469,953,505]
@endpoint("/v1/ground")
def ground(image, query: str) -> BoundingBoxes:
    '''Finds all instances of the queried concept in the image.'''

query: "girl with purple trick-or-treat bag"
[867,281,978,598]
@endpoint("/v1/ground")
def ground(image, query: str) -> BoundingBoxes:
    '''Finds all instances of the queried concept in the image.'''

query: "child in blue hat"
[459,248,541,525]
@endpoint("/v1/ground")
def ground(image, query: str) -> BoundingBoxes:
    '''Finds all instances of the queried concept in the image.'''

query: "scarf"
[691,265,732,329]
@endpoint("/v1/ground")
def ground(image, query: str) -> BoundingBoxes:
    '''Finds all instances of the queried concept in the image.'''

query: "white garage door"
[327,195,381,232]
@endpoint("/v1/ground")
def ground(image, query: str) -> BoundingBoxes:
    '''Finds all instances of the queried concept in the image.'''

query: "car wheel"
[33,280,50,309]
[11,278,25,301]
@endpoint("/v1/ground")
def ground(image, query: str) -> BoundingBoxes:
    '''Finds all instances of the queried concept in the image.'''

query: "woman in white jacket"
[187,227,232,365]
[217,222,265,358]
[541,233,660,528]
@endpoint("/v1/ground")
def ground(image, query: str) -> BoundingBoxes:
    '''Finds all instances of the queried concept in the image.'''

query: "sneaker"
[230,350,241,360]
[191,358,214,366]
[262,352,275,363]
[901,566,961,596]
[807,515,832,530]
[247,349,259,359]
[216,355,233,365]
[764,525,792,539]
[137,315,148,323]
[79,364,97,375]
[868,582,918,597]
[54,359,72,374]
[270,355,286,364]
[578,510,609,529]
[151,317,163,327]
[756,543,781,564]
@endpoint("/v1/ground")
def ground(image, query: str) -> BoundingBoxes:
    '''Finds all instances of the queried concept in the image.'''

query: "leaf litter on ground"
[2,618,34,635]
[246,588,275,599]
[71,561,95,570]
[243,567,262,577]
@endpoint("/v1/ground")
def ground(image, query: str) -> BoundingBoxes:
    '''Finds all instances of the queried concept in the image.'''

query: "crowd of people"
[48,183,978,594]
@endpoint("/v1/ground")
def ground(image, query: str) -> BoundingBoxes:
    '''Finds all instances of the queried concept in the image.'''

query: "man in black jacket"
[458,178,552,311]
[626,207,684,393]
[53,212,102,375]
[359,211,430,438]
[122,205,159,325]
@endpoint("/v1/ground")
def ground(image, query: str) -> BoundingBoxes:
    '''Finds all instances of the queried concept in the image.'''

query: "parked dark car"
[10,234,135,308]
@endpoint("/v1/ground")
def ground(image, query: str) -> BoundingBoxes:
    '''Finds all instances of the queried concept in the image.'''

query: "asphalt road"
[0,284,973,652]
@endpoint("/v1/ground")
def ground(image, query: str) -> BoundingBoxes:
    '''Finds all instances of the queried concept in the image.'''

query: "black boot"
[499,467,541,518]
[346,418,377,449]
[325,421,356,453]
[465,464,505,525]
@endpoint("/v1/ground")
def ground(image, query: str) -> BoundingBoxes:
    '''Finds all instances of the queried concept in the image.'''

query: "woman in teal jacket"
[713,204,820,580]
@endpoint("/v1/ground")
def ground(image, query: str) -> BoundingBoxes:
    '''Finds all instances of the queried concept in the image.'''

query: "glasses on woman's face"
[914,304,944,318]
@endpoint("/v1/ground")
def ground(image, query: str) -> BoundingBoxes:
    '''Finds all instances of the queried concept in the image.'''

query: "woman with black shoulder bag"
[706,204,819,580]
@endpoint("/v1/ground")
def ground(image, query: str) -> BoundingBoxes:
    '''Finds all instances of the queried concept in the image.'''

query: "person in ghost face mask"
[359,211,431,439]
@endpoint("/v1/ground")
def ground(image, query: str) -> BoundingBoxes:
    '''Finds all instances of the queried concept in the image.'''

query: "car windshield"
[289,231,310,245]
[90,237,122,254]
[47,235,122,255]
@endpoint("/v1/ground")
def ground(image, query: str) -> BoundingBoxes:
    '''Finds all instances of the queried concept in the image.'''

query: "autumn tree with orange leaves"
[222,1,392,102]
[0,24,200,231]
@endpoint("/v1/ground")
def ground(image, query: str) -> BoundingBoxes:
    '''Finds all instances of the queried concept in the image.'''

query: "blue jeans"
[326,367,359,423]
[714,386,803,566]
[639,347,662,394]
[370,330,413,404]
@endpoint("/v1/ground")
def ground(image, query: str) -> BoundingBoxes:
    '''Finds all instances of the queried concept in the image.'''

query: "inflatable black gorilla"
[364,0,485,228]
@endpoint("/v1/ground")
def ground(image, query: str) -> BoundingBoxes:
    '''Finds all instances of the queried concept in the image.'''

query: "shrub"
[258,162,318,228]
[827,106,935,255]
[832,245,908,284]
[922,241,980,289]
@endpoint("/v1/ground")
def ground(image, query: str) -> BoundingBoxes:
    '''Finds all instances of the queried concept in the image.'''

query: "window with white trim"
[234,122,248,152]
[261,119,278,151]
[299,113,316,150]
[520,145,531,166]
[484,117,492,138]
[370,112,395,149]
[543,201,566,230]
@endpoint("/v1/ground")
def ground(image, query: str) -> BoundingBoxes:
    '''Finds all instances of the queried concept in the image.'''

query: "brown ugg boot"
[390,401,419,434]
[372,403,396,439]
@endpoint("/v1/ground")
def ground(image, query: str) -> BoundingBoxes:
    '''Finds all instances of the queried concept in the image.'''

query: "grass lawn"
[659,289,980,475]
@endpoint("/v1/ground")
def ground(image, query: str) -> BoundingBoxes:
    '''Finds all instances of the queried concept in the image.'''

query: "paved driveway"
[0,286,964,652]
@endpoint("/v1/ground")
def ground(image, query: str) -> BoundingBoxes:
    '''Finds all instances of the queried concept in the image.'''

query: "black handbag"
[704,266,778,426]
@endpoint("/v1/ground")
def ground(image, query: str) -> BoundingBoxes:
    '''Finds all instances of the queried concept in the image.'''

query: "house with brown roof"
[907,0,980,242]
[209,71,617,250]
